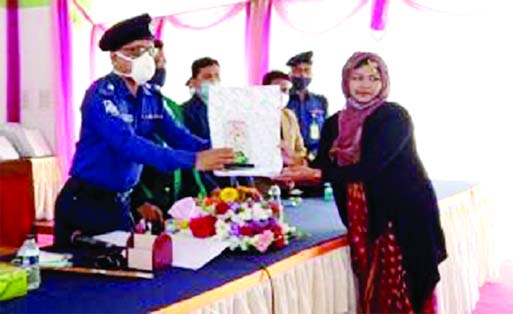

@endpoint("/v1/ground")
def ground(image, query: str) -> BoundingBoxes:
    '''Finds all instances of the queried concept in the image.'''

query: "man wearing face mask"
[286,51,329,163]
[182,57,220,140]
[262,70,307,166]
[54,14,234,247]
[182,57,254,188]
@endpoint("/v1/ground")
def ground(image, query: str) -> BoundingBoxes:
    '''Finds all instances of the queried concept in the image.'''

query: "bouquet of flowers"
[169,186,297,253]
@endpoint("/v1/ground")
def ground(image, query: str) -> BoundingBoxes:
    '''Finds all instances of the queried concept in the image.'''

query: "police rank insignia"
[103,99,120,117]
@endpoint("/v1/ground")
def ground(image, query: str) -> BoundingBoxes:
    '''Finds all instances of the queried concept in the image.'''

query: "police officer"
[54,14,233,247]
[286,51,329,162]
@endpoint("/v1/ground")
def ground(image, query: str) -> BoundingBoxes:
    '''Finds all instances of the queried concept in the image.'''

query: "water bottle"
[323,182,334,202]
[268,184,283,220]
[17,234,41,290]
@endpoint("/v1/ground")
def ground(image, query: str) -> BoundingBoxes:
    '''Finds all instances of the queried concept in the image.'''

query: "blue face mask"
[291,76,311,91]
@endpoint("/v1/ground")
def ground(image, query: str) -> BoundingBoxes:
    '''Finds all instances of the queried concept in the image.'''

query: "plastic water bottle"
[17,234,41,290]
[323,182,334,202]
[268,184,282,205]
[268,184,283,220]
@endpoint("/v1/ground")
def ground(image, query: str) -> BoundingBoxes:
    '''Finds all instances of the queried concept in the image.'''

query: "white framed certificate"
[208,86,283,177]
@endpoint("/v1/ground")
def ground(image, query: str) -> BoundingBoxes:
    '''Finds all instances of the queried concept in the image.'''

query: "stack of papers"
[0,123,52,157]
[39,251,73,268]
[0,136,20,160]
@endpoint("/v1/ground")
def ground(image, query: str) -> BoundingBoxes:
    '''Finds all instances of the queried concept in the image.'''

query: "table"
[1,181,498,314]
[0,159,35,247]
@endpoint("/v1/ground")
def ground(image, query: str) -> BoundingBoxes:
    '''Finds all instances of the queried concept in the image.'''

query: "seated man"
[182,57,220,140]
[183,57,252,187]
[259,71,321,194]
[262,70,307,167]
[54,14,233,247]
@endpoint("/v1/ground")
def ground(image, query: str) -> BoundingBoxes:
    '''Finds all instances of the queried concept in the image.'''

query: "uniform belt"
[68,177,133,201]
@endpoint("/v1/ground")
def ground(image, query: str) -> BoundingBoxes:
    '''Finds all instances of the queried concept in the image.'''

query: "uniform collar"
[290,89,311,100]
[108,72,150,99]
[108,72,132,98]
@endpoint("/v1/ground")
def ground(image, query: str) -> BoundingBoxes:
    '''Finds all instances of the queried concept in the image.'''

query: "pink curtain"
[50,0,76,180]
[165,4,245,30]
[6,0,20,122]
[245,0,272,85]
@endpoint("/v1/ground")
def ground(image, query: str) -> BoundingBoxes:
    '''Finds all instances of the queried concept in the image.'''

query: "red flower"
[269,201,281,216]
[215,201,230,215]
[240,225,254,236]
[270,225,282,236]
[203,197,216,206]
[274,233,286,248]
[189,215,217,238]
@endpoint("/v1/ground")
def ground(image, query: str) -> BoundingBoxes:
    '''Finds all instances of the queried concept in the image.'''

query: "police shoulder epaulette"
[143,83,162,96]
[98,79,116,97]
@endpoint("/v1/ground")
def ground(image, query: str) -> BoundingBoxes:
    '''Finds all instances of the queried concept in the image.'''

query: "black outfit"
[313,102,447,312]
[130,164,217,219]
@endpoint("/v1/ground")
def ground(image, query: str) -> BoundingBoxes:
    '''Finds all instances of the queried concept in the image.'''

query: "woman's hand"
[273,165,321,185]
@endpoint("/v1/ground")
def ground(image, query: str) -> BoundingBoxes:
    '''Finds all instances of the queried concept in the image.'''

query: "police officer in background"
[286,51,329,162]
[54,14,233,247]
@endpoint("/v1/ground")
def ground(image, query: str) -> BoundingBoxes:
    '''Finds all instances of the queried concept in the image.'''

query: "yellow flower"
[219,187,239,202]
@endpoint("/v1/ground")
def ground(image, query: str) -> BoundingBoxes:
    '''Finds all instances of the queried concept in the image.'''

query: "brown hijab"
[330,52,390,166]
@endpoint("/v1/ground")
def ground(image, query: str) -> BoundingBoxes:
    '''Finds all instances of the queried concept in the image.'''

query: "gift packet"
[0,262,27,301]
[127,233,172,271]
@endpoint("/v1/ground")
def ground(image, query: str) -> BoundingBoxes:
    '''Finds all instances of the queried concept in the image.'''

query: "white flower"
[240,236,252,251]
[233,209,252,224]
[228,236,241,250]
[252,204,273,221]
[215,220,231,239]
[279,222,295,235]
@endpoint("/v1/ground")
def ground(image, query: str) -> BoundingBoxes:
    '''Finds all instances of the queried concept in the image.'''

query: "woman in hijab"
[313,52,447,313]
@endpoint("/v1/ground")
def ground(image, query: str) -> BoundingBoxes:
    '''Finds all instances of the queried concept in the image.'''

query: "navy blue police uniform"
[285,51,328,161]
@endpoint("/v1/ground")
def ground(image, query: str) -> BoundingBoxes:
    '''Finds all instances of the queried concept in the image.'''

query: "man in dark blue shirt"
[182,57,220,140]
[286,51,329,162]
[54,14,233,247]
[182,57,254,187]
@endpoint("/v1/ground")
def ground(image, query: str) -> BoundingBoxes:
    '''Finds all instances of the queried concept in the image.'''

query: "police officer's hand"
[136,202,164,223]
[195,148,234,171]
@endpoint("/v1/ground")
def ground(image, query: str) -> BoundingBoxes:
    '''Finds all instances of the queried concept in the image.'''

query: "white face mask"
[279,92,290,109]
[115,52,156,85]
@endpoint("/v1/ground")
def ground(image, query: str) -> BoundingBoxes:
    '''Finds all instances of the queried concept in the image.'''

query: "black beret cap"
[99,13,154,51]
[286,51,313,67]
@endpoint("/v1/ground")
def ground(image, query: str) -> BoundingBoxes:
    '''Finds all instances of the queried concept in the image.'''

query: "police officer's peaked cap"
[99,13,154,52]
[286,51,313,67]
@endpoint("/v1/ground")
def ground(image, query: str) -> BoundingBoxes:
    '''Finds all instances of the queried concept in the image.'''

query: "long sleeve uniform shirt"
[70,73,208,192]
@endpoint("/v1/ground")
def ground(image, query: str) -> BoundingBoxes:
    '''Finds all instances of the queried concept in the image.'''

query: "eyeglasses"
[119,46,157,58]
